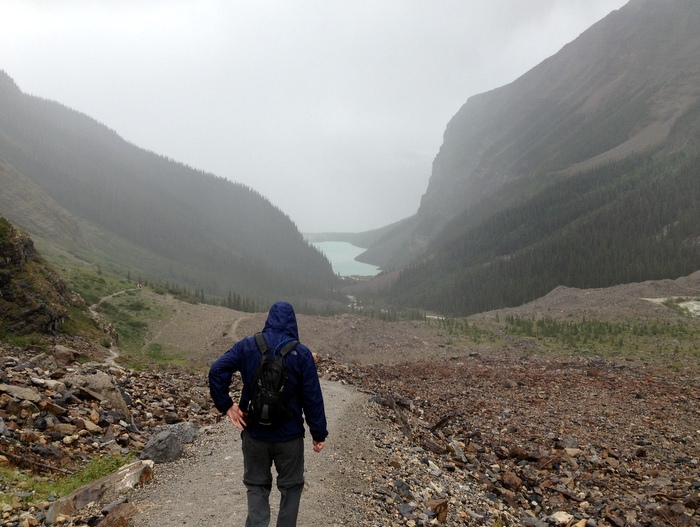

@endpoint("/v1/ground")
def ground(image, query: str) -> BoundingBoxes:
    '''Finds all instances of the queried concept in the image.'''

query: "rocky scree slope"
[1,271,700,526]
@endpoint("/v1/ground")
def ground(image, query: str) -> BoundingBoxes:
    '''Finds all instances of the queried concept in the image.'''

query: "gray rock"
[153,421,199,444]
[0,416,10,437]
[393,478,414,500]
[30,376,67,394]
[448,439,467,463]
[397,502,416,519]
[139,430,183,463]
[63,370,131,419]
[557,435,579,449]
[28,352,59,372]
[0,383,42,402]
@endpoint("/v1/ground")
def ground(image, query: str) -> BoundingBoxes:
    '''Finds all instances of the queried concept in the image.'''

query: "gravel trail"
[129,378,380,526]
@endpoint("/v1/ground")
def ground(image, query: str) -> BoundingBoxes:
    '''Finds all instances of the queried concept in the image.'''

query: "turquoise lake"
[311,241,381,277]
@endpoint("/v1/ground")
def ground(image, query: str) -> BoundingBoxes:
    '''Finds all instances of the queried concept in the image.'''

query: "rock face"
[426,0,700,218]
[0,217,67,334]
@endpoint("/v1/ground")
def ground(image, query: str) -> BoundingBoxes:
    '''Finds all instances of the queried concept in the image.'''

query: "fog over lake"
[312,242,381,277]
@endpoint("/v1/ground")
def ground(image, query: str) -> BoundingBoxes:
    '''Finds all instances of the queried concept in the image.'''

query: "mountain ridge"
[360,0,700,271]
[0,71,340,308]
[354,0,700,314]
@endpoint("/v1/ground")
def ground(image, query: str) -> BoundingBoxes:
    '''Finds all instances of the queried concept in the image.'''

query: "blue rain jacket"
[209,301,328,443]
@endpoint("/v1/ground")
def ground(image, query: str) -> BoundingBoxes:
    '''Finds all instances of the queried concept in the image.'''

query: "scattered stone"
[3,296,700,526]
[426,499,448,523]
[502,471,522,491]
[0,383,41,402]
[0,339,218,525]
[64,370,131,419]
[550,511,574,525]
[98,501,138,527]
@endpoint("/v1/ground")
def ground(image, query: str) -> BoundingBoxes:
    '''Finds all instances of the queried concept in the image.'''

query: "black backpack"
[248,333,298,426]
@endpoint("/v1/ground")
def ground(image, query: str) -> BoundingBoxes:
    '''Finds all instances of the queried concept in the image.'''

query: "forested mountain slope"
[355,0,700,315]
[389,144,700,315]
[0,71,338,306]
[361,0,700,271]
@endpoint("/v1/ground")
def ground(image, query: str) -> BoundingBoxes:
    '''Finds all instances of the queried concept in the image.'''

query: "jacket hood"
[262,301,299,340]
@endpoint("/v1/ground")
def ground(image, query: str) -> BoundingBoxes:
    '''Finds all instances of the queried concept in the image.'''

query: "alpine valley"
[2,0,700,317]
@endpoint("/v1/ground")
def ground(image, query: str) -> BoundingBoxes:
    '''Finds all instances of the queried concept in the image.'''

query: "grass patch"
[428,317,496,344]
[144,342,186,366]
[63,267,132,306]
[53,454,134,495]
[0,332,47,350]
[122,299,149,312]
[60,305,103,340]
[96,294,162,354]
[663,296,700,317]
[426,313,700,365]
[0,454,133,507]
[145,342,165,360]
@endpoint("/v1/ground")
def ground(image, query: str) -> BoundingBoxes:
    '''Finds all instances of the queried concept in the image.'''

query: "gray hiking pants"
[242,431,305,527]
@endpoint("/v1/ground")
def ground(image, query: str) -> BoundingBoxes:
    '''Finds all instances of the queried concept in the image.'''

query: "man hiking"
[209,301,328,527]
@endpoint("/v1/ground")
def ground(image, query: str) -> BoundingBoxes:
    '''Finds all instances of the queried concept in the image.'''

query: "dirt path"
[129,379,379,527]
[228,313,254,340]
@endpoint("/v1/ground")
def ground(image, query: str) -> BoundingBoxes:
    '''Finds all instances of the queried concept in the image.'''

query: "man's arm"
[208,344,242,415]
[298,347,328,445]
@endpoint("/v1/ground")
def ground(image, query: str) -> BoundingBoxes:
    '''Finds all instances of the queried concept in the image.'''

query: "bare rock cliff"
[418,0,700,229]
[0,217,67,334]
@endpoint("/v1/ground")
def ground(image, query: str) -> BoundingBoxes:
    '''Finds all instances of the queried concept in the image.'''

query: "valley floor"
[3,272,700,525]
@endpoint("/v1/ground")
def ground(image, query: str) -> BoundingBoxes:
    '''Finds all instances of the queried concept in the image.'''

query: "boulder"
[152,421,199,444]
[45,460,153,525]
[64,370,131,419]
[139,430,183,463]
[0,383,41,403]
[49,345,79,367]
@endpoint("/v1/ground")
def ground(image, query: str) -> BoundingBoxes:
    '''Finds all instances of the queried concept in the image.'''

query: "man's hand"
[313,440,325,453]
[226,403,247,430]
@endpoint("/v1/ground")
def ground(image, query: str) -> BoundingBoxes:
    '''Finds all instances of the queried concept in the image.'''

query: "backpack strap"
[255,333,298,357]
[277,339,299,358]
[254,332,268,354]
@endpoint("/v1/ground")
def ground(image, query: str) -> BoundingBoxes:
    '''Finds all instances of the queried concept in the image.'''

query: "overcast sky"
[2,0,628,233]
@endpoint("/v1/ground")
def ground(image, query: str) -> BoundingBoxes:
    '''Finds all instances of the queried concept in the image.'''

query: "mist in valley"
[1,0,627,233]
